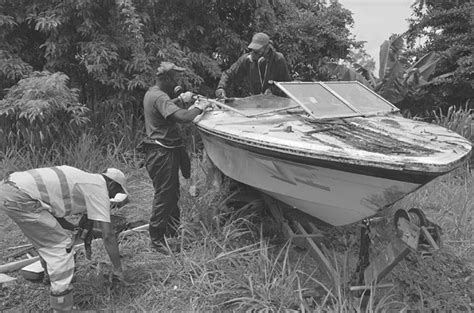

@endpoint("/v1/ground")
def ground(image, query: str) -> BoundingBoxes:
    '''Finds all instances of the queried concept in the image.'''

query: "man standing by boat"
[0,166,127,312]
[140,61,212,253]
[215,32,291,98]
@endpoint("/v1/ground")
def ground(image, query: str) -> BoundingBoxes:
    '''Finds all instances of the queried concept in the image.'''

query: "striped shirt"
[9,165,110,222]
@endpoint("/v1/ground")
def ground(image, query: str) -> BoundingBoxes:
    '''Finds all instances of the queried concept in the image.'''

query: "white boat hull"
[201,133,421,226]
[195,92,471,226]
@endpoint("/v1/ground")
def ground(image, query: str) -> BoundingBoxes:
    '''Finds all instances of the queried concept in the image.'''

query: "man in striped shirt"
[0,166,127,311]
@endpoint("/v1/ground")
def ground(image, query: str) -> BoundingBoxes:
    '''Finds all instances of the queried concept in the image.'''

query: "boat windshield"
[222,94,300,118]
[275,81,399,120]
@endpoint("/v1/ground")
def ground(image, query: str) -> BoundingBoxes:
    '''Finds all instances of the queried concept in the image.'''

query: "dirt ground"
[1,167,473,311]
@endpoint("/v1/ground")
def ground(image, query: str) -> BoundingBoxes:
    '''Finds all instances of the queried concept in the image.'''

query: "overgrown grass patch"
[388,164,473,311]
[1,143,473,311]
[394,164,473,261]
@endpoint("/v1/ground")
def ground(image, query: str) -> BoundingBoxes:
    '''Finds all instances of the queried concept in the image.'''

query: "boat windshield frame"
[275,81,400,120]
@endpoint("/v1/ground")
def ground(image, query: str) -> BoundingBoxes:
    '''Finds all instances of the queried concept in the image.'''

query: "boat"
[195,82,472,226]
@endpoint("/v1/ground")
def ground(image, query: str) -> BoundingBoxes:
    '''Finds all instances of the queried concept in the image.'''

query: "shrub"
[0,71,89,151]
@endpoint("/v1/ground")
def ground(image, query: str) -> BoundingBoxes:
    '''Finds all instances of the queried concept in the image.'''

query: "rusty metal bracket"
[363,218,419,285]
[358,208,441,288]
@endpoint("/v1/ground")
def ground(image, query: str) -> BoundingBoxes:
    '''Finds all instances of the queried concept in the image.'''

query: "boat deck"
[197,95,471,174]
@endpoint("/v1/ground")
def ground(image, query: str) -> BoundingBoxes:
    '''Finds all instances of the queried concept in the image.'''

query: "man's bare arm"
[169,107,203,123]
[98,221,123,276]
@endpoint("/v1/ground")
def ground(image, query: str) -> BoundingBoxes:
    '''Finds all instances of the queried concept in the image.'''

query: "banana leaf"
[411,51,440,80]
[378,35,405,80]
[376,61,407,104]
[353,63,377,88]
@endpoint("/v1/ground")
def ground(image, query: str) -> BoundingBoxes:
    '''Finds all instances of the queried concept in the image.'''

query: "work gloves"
[215,88,226,99]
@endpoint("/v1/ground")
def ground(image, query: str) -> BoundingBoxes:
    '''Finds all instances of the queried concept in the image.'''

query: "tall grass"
[394,164,473,260]
[388,164,473,311]
[1,126,472,312]
[3,149,408,312]
[432,103,472,140]
[88,97,145,153]
[65,208,405,312]
[0,131,136,178]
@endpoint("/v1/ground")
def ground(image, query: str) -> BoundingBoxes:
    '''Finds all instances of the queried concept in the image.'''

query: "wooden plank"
[7,244,32,250]
[282,220,324,249]
[0,273,17,287]
[307,222,325,243]
[0,257,40,273]
[20,261,44,281]
[421,226,440,250]
[349,283,393,291]
[282,221,306,249]
[4,246,35,259]
[118,223,148,238]
[291,233,324,239]
[0,224,149,274]
[294,221,339,286]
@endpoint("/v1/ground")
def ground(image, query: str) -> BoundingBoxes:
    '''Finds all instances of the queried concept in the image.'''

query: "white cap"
[103,168,128,195]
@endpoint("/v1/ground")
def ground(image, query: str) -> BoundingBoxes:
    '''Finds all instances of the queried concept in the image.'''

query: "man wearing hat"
[215,32,291,98]
[141,61,211,252]
[0,165,128,311]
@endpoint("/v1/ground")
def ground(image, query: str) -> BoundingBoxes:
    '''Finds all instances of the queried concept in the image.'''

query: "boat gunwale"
[197,126,471,184]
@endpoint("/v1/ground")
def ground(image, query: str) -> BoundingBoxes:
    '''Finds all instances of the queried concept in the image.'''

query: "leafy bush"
[403,0,473,113]
[0,71,89,151]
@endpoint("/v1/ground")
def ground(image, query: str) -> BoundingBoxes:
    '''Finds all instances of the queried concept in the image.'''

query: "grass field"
[0,155,473,312]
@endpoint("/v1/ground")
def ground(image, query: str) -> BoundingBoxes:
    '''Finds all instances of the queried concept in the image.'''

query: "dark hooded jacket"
[217,45,291,97]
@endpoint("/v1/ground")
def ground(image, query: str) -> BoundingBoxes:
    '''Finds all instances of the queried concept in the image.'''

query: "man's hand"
[193,99,212,112]
[215,88,226,99]
[98,221,123,276]
[178,91,195,104]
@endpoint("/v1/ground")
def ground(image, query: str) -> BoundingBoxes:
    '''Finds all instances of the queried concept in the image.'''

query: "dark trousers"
[144,146,181,245]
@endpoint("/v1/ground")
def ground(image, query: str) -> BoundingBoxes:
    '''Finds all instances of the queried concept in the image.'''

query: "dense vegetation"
[402,0,473,113]
[0,0,359,153]
[0,1,472,311]
[1,0,471,153]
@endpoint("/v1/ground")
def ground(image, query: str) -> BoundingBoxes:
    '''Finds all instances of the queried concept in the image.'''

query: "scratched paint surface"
[196,95,471,225]
[197,97,471,173]
[316,121,436,155]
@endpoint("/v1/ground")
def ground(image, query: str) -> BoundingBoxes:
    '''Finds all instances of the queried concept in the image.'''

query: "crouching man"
[0,166,127,312]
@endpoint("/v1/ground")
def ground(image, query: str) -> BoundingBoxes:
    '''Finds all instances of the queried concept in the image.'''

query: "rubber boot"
[50,288,73,312]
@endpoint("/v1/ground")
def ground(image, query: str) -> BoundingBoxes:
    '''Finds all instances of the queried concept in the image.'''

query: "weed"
[432,102,472,140]
[1,147,472,312]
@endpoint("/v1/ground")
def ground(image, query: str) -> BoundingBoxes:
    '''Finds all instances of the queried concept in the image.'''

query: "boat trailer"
[353,208,441,289]
[274,201,441,292]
